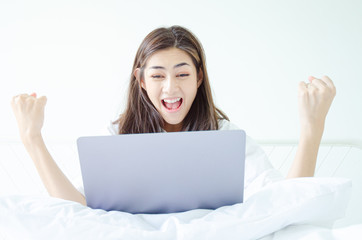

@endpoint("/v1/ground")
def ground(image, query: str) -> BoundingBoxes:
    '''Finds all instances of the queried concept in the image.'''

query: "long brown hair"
[114,25,229,134]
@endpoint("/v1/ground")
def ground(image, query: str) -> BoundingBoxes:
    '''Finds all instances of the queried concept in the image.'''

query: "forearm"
[287,127,323,178]
[23,135,86,205]
[290,75,336,178]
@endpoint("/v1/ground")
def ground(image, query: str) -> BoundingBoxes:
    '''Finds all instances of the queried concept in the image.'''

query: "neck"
[164,122,183,132]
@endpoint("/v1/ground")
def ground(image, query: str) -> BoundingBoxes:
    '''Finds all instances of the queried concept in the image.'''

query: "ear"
[134,68,146,90]
[197,68,203,88]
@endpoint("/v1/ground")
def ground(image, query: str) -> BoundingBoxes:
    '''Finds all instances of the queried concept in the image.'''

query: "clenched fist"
[298,76,336,135]
[11,93,47,141]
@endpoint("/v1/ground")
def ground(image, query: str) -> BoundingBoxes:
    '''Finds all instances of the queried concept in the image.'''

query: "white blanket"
[261,224,362,240]
[0,177,357,240]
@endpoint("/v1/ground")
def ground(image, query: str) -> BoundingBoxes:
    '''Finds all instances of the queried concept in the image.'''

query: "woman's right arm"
[11,93,86,205]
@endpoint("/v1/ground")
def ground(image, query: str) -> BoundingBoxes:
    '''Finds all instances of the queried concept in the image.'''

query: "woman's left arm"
[287,75,336,178]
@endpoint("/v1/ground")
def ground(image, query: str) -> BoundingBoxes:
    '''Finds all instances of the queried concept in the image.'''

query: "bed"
[0,140,361,239]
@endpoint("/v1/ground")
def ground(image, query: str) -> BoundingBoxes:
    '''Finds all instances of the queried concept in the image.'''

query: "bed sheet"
[0,177,355,240]
[260,224,362,240]
[1,141,361,239]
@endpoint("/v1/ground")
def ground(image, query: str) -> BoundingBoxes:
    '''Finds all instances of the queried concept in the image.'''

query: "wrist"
[21,132,44,146]
[299,123,324,142]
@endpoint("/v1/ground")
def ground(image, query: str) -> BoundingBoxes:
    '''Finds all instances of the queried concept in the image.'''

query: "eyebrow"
[149,62,190,70]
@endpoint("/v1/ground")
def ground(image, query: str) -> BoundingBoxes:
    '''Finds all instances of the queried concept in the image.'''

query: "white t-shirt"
[75,119,283,200]
[217,120,283,196]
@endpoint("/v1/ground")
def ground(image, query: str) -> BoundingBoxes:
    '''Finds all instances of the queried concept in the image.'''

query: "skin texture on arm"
[287,76,336,178]
[11,93,86,205]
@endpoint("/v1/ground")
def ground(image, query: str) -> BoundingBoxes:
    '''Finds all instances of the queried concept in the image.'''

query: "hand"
[11,93,47,141]
[298,75,336,134]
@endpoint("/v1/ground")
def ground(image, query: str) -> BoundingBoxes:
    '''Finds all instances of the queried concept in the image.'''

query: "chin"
[164,119,183,125]
[162,115,184,126]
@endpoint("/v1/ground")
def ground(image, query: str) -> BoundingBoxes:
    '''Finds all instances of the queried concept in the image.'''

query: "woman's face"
[136,47,202,132]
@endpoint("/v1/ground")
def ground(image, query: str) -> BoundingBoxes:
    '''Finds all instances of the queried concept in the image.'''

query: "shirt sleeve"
[218,119,283,199]
[108,121,118,135]
[243,135,283,199]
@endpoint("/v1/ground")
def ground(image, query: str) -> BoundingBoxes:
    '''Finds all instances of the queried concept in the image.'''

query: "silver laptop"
[77,129,246,214]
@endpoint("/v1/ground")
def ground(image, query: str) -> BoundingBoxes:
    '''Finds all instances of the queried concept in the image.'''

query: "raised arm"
[11,93,86,205]
[287,76,336,178]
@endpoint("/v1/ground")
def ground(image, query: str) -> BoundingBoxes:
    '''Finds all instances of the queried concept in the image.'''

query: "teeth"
[164,98,181,103]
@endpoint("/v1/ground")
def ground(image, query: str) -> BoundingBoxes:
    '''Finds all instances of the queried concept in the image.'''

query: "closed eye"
[177,74,189,77]
[151,75,164,79]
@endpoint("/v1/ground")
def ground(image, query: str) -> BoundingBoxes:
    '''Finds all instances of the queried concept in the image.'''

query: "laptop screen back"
[77,129,246,214]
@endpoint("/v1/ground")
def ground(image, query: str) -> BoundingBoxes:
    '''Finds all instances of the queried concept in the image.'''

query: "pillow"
[0,177,351,240]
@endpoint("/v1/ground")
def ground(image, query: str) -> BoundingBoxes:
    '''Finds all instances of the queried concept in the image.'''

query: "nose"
[163,76,179,94]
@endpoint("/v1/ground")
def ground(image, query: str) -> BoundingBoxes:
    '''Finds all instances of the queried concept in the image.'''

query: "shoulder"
[218,119,240,130]
[108,121,119,135]
[217,119,255,149]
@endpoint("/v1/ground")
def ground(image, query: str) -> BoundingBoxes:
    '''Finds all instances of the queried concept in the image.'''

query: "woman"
[10,25,336,206]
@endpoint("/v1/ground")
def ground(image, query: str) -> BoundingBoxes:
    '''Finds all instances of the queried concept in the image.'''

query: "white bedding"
[262,224,362,240]
[1,140,361,239]
[1,177,359,240]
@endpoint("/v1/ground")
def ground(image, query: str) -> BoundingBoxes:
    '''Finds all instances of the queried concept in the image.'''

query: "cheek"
[184,81,198,98]
[144,82,161,100]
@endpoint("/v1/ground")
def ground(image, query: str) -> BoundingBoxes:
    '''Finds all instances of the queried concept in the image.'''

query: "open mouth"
[162,98,183,112]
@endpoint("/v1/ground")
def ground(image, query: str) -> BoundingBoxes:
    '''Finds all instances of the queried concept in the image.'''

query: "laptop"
[77,129,246,214]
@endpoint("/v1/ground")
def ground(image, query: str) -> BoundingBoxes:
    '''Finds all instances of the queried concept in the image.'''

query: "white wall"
[1,0,361,146]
